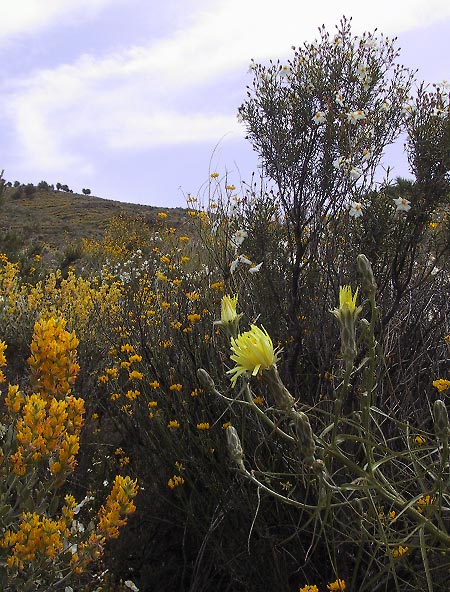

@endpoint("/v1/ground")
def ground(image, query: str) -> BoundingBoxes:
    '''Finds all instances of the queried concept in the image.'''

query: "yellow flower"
[228,325,279,387]
[433,379,450,393]
[168,420,180,429]
[300,586,319,592]
[128,370,143,381]
[168,475,185,489]
[338,285,360,314]
[196,422,210,430]
[393,545,409,558]
[413,435,426,445]
[187,313,201,323]
[210,280,224,291]
[169,383,182,392]
[220,294,240,324]
[0,341,7,367]
[157,212,168,219]
[327,579,346,590]
[417,494,435,513]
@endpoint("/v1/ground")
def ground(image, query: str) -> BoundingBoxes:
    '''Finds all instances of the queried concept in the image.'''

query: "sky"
[1,1,450,208]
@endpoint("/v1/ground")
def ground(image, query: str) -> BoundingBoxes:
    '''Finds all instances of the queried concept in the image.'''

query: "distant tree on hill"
[82,188,91,195]
[37,180,50,191]
[13,181,20,187]
[56,182,62,191]
[0,170,4,205]
[23,183,37,197]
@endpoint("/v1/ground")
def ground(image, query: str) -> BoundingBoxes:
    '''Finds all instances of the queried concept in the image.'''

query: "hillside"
[0,186,186,255]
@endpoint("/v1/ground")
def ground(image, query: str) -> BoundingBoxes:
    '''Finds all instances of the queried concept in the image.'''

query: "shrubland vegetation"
[0,17,449,592]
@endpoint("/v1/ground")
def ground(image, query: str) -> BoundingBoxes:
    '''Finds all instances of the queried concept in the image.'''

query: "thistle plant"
[200,259,450,591]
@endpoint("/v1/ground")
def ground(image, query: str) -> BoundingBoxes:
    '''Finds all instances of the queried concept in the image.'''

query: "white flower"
[362,148,373,162]
[230,257,240,274]
[439,79,450,90]
[313,111,327,125]
[347,109,366,124]
[71,520,85,534]
[394,197,411,212]
[356,63,370,82]
[349,202,363,218]
[335,91,345,107]
[280,65,293,79]
[333,34,343,47]
[124,581,139,592]
[249,262,263,273]
[239,255,252,265]
[380,99,390,112]
[402,104,414,117]
[349,166,363,180]
[333,155,350,170]
[231,229,247,250]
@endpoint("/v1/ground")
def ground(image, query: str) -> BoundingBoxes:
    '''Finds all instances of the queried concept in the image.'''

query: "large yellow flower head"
[227,325,279,387]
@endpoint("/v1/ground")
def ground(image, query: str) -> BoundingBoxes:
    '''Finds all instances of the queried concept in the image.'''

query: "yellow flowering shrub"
[0,324,138,590]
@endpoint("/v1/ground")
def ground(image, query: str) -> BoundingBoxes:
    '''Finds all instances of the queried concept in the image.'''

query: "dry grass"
[0,187,187,253]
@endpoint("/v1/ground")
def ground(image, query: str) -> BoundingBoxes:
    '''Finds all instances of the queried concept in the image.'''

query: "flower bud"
[291,410,316,465]
[197,368,216,392]
[357,254,377,297]
[225,426,245,470]
[433,400,449,442]
[214,294,243,338]
[331,285,362,363]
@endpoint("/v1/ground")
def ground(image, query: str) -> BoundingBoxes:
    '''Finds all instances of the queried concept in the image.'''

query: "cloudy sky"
[1,1,450,207]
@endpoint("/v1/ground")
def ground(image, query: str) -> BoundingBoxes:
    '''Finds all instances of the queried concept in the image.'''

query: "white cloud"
[3,0,450,180]
[0,0,122,40]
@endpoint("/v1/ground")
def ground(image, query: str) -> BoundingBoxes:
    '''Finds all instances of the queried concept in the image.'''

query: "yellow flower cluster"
[196,422,210,430]
[327,580,346,591]
[299,580,346,592]
[433,378,450,393]
[417,494,435,514]
[392,545,409,558]
[0,495,76,571]
[0,340,6,383]
[8,389,85,477]
[168,475,185,489]
[72,475,138,573]
[0,255,21,317]
[28,316,80,400]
